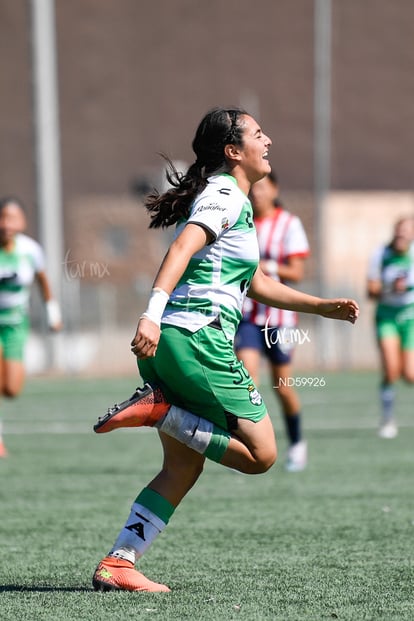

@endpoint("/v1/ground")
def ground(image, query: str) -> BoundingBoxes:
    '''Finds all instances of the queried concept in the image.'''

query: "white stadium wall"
[309,191,414,370]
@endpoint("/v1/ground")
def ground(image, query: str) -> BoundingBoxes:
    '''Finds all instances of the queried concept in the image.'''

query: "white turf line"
[3,424,153,435]
[4,421,414,434]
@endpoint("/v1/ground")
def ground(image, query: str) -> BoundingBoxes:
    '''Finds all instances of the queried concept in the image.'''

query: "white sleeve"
[30,240,46,273]
[284,216,310,257]
[188,189,242,240]
[18,234,46,272]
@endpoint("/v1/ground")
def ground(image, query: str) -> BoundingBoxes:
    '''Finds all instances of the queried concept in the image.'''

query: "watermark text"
[63,249,110,280]
[261,317,311,349]
[276,376,326,388]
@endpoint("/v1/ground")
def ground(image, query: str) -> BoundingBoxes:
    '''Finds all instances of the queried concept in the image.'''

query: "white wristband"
[46,299,62,328]
[140,287,169,326]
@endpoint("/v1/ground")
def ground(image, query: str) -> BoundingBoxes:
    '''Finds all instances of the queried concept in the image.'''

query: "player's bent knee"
[259,451,277,472]
[249,448,277,474]
[251,439,278,473]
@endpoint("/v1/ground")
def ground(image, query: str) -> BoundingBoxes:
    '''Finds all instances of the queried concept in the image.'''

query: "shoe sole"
[93,383,156,433]
[92,572,171,593]
[92,577,120,592]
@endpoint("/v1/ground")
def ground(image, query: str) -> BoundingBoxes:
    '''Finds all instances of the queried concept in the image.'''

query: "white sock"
[380,384,395,422]
[109,502,167,563]
[156,405,214,454]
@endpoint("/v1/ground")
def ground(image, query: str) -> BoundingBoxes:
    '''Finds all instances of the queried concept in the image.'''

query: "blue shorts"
[234,320,293,365]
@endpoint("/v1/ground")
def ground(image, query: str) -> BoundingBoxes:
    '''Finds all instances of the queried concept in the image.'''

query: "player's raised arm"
[248,267,359,324]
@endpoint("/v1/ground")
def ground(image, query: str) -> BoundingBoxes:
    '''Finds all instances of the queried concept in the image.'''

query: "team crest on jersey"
[221,217,229,230]
[247,384,263,406]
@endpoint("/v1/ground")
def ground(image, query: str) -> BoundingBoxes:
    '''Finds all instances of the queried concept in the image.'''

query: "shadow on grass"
[0,585,93,593]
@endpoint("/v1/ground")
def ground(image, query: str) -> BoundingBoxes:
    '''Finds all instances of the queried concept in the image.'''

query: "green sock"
[109,487,175,563]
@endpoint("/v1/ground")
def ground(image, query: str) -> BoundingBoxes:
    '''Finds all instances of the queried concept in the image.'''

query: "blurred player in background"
[367,216,414,438]
[91,107,359,593]
[235,172,310,472]
[0,196,62,457]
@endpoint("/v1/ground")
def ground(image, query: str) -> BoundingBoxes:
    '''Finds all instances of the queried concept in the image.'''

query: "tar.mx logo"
[261,317,311,350]
[63,249,110,281]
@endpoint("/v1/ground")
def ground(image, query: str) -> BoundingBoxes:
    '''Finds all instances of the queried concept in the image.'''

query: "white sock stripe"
[129,503,167,532]
[109,546,135,563]
[110,503,168,560]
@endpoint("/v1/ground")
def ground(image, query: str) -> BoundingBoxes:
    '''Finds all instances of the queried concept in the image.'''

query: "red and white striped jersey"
[243,208,310,327]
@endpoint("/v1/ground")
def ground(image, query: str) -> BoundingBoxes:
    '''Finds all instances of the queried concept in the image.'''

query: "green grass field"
[1,371,413,621]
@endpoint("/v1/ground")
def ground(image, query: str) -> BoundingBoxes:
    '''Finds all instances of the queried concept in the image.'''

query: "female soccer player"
[367,216,414,438]
[92,107,359,592]
[0,196,62,457]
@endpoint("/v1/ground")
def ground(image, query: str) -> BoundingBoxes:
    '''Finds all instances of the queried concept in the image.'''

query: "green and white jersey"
[162,174,259,340]
[368,242,414,307]
[0,234,45,325]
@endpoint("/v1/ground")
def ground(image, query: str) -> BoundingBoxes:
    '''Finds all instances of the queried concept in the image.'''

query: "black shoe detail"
[93,383,154,432]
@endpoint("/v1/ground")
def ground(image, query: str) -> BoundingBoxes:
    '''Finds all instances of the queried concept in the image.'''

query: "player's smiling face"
[237,115,272,184]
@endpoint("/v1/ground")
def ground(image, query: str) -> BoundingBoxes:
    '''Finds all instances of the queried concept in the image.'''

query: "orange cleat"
[93,383,170,434]
[0,441,8,458]
[92,556,170,592]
